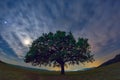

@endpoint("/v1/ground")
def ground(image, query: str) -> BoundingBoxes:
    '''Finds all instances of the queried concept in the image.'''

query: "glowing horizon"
[0,0,120,71]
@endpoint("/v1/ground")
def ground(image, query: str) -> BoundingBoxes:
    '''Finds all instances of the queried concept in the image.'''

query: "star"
[4,21,8,24]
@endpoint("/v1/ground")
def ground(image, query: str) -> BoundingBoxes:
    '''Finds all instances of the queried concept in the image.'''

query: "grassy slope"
[0,62,120,80]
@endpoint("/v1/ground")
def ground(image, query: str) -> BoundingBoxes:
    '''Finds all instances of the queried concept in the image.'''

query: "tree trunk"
[60,63,65,75]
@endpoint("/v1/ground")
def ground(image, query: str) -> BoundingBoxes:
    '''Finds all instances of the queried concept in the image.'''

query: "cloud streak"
[0,0,120,70]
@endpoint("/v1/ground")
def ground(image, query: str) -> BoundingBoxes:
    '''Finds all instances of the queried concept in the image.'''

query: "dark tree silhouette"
[24,31,94,75]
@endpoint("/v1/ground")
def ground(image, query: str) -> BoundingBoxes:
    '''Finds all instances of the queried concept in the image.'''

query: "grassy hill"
[0,61,120,80]
[100,54,120,67]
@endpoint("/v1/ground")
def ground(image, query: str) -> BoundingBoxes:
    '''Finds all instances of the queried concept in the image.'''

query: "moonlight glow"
[0,0,120,71]
[23,38,32,46]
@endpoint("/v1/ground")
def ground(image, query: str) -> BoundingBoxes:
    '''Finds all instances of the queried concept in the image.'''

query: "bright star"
[4,21,8,24]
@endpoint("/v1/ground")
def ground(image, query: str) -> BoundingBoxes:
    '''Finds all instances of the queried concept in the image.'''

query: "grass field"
[0,61,120,80]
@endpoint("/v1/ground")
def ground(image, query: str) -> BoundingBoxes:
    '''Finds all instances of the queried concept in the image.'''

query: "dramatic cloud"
[0,0,120,70]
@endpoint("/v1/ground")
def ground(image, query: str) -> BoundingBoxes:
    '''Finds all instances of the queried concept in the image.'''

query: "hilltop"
[0,59,120,80]
[100,54,120,67]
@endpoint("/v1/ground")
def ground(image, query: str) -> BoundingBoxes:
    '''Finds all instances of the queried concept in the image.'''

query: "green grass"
[0,62,120,80]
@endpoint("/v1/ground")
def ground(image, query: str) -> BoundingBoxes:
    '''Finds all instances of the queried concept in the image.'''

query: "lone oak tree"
[24,31,94,75]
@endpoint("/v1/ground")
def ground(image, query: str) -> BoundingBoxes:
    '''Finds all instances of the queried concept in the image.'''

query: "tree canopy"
[24,31,94,74]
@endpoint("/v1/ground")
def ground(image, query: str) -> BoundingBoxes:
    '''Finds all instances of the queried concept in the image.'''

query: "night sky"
[0,0,120,71]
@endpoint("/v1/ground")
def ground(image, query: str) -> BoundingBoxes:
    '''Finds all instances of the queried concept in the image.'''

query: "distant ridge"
[0,60,49,72]
[0,60,7,64]
[100,54,120,67]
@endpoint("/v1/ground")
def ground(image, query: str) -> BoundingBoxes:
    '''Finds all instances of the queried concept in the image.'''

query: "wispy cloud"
[0,0,120,69]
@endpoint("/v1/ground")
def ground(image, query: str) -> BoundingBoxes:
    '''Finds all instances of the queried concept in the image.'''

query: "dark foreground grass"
[0,62,120,80]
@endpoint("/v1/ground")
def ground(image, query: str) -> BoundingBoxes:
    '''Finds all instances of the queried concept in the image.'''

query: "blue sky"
[0,0,120,71]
